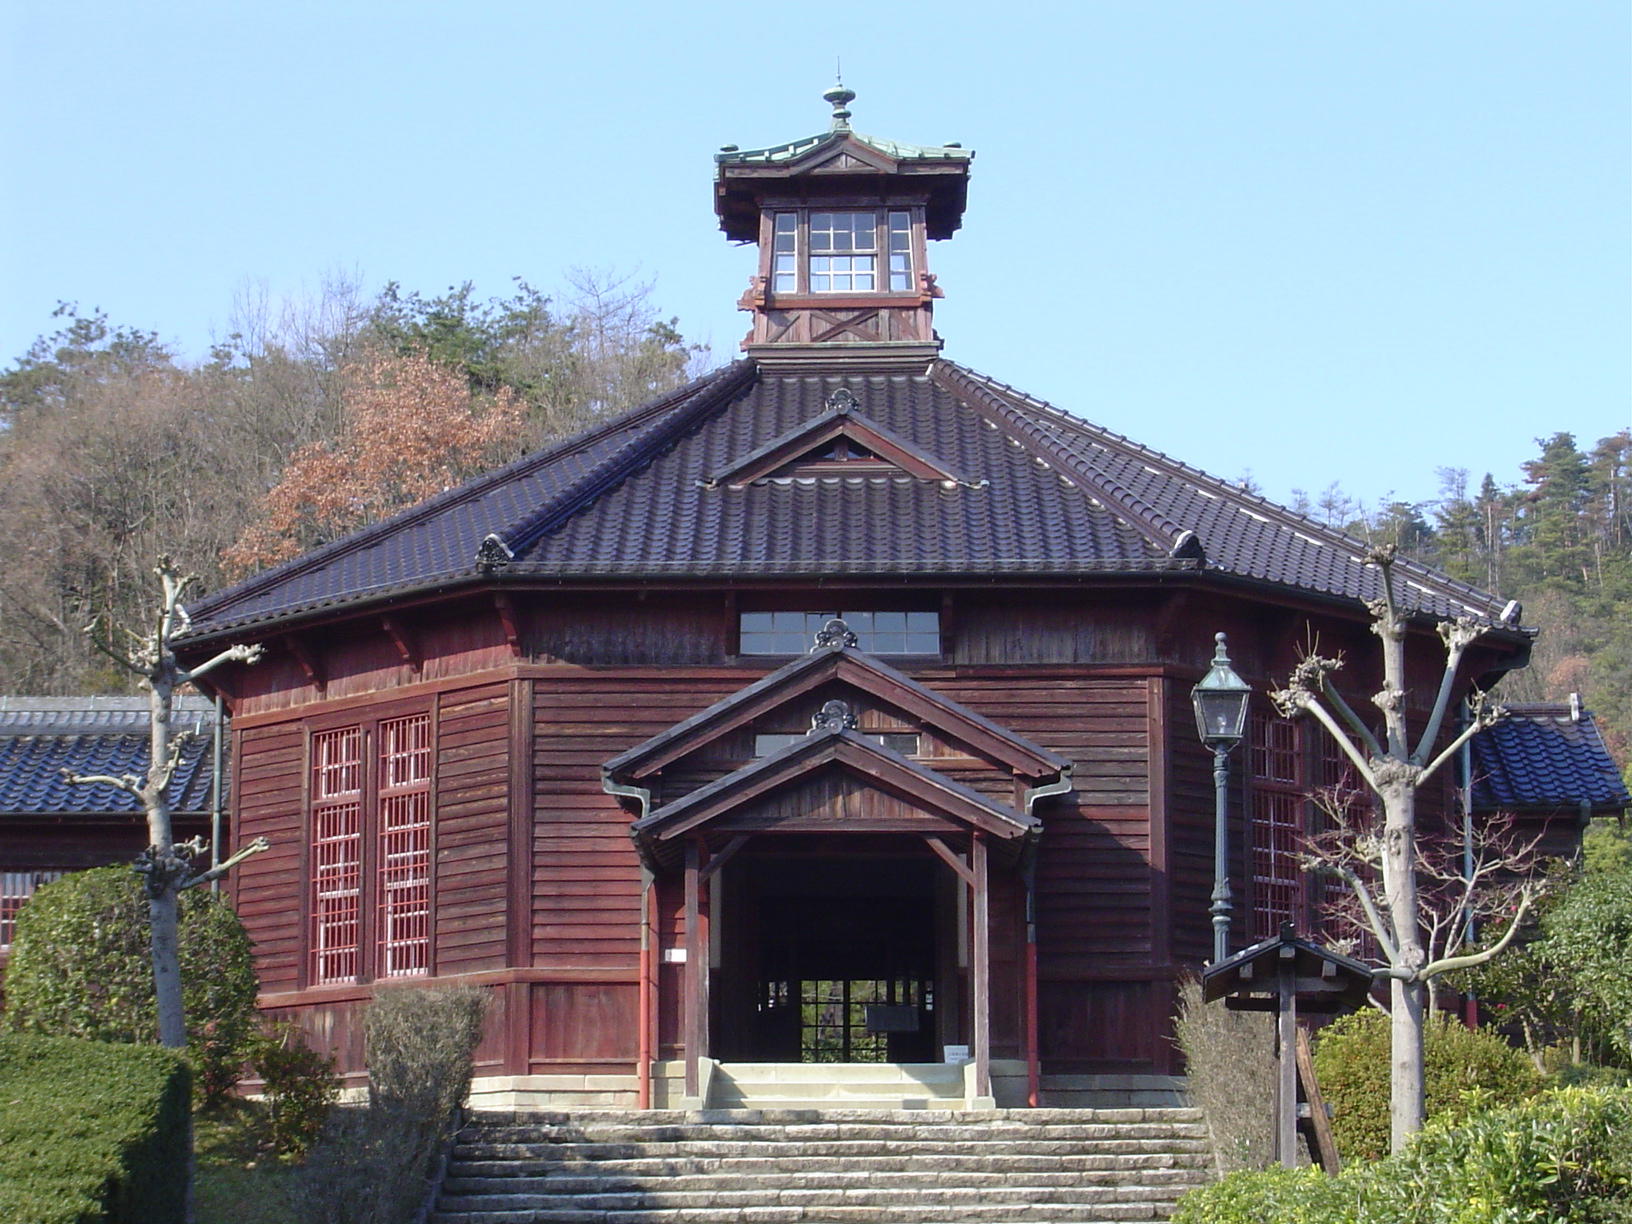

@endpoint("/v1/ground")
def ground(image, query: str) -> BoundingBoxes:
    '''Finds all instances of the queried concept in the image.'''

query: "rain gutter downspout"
[1021,765,1072,1107]
[211,693,225,893]
[1459,701,1476,1027]
[604,771,655,1106]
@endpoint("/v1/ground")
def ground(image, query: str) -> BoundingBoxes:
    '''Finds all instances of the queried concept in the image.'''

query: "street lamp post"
[1191,632,1252,964]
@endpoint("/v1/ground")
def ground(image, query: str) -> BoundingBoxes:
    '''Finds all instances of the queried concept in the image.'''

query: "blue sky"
[2,1,1626,512]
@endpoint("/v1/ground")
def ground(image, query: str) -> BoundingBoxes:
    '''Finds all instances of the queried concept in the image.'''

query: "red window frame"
[0,869,66,951]
[307,711,433,986]
[1248,711,1307,940]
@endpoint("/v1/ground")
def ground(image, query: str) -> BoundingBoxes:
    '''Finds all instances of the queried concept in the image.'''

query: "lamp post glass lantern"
[1192,632,1251,963]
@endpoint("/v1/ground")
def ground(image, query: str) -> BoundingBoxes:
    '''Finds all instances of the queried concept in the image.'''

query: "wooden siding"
[434,683,511,975]
[231,720,306,993]
[532,675,747,973]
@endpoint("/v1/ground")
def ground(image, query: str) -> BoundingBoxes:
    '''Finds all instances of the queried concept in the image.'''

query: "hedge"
[0,1033,191,1224]
[3,865,259,1105]
[1311,1009,1543,1162]
[1171,1086,1632,1224]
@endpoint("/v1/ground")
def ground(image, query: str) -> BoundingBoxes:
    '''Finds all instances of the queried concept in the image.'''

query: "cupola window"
[771,210,915,295]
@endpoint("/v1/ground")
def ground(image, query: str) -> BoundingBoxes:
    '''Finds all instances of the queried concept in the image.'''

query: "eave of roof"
[629,726,1038,850]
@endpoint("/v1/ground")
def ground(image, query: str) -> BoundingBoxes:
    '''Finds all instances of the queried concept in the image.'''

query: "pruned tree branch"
[183,837,270,891]
[61,766,142,796]
[1422,886,1536,978]
[182,641,265,684]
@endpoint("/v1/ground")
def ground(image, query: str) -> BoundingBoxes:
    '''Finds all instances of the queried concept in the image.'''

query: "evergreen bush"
[252,1021,340,1157]
[1312,1009,1542,1162]
[0,1033,191,1224]
[1172,1087,1632,1223]
[3,865,259,1107]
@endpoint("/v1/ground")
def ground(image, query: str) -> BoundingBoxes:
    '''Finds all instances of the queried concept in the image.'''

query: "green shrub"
[1172,975,1277,1172]
[252,1021,340,1157]
[1373,1086,1632,1223]
[1312,1009,1543,1161]
[0,1033,191,1224]
[1170,1164,1357,1224]
[1174,1088,1632,1224]
[285,985,488,1224]
[4,865,260,1106]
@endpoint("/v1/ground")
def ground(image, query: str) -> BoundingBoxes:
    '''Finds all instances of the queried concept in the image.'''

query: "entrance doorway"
[719,852,945,1063]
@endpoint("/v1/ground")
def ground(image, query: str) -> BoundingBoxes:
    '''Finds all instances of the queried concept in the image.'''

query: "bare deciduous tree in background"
[1271,545,1538,1153]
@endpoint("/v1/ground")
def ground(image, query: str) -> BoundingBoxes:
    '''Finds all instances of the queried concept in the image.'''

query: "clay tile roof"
[1470,703,1631,812]
[0,696,218,817]
[179,356,1518,643]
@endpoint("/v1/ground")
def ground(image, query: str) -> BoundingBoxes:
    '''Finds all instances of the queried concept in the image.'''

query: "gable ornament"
[811,617,859,651]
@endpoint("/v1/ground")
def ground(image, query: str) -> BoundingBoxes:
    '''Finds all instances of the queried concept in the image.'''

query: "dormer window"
[770,210,915,296]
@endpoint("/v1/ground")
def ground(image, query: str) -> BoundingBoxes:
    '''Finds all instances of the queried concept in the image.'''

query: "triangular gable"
[603,642,1070,784]
[783,133,900,176]
[629,727,1037,864]
[705,390,970,488]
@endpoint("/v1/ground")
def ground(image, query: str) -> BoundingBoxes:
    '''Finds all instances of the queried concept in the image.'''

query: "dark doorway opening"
[719,852,942,1063]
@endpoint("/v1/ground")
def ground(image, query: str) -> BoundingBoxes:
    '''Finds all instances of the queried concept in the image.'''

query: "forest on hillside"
[0,278,1625,774]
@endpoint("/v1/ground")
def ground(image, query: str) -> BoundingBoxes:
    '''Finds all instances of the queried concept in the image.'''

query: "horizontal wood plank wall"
[435,682,512,975]
[933,672,1159,1069]
[1166,680,1218,968]
[532,674,746,1070]
[230,720,306,993]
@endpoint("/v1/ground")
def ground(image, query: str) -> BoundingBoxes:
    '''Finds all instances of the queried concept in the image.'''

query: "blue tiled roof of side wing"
[178,356,1517,639]
[1470,705,1631,811]
[0,697,218,816]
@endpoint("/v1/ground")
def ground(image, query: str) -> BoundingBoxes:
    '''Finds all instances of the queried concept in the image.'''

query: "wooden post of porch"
[1277,967,1298,1166]
[684,840,709,1101]
[972,832,992,1107]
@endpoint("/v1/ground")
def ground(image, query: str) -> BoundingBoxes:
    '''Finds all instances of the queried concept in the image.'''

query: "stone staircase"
[431,1108,1216,1223]
[708,1061,969,1110]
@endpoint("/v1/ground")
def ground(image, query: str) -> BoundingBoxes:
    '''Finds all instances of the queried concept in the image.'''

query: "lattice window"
[0,869,65,950]
[377,714,431,978]
[809,212,878,292]
[887,211,913,291]
[739,610,940,656]
[772,212,798,292]
[1249,712,1307,940]
[311,726,363,984]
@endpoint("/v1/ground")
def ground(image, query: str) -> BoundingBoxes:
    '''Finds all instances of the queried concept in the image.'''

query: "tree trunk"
[1382,776,1426,1152]
[1390,975,1426,1151]
[147,671,188,1051]
[150,888,189,1048]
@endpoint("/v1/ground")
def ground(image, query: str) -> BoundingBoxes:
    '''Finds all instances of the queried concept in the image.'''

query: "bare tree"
[1270,544,1537,1153]
[1303,798,1543,1014]
[61,557,266,1049]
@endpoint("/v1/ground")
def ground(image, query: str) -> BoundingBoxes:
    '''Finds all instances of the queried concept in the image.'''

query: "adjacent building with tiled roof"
[0,696,220,951]
[165,86,1602,1109]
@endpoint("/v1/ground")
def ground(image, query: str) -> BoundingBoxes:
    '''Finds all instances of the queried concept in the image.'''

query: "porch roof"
[628,725,1038,868]
[603,641,1071,784]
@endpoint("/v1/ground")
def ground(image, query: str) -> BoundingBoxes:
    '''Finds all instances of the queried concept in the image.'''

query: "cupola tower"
[715,83,972,366]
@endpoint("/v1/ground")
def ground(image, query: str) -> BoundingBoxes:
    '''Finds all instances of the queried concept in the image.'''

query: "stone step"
[432,1108,1214,1224]
[706,1096,968,1111]
[715,1062,968,1084]
[432,1204,1185,1223]
[454,1136,1213,1163]
[449,1153,1213,1181]
[459,1116,1209,1143]
[466,1107,1204,1127]
[434,1188,1201,1220]
[445,1166,1208,1195]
